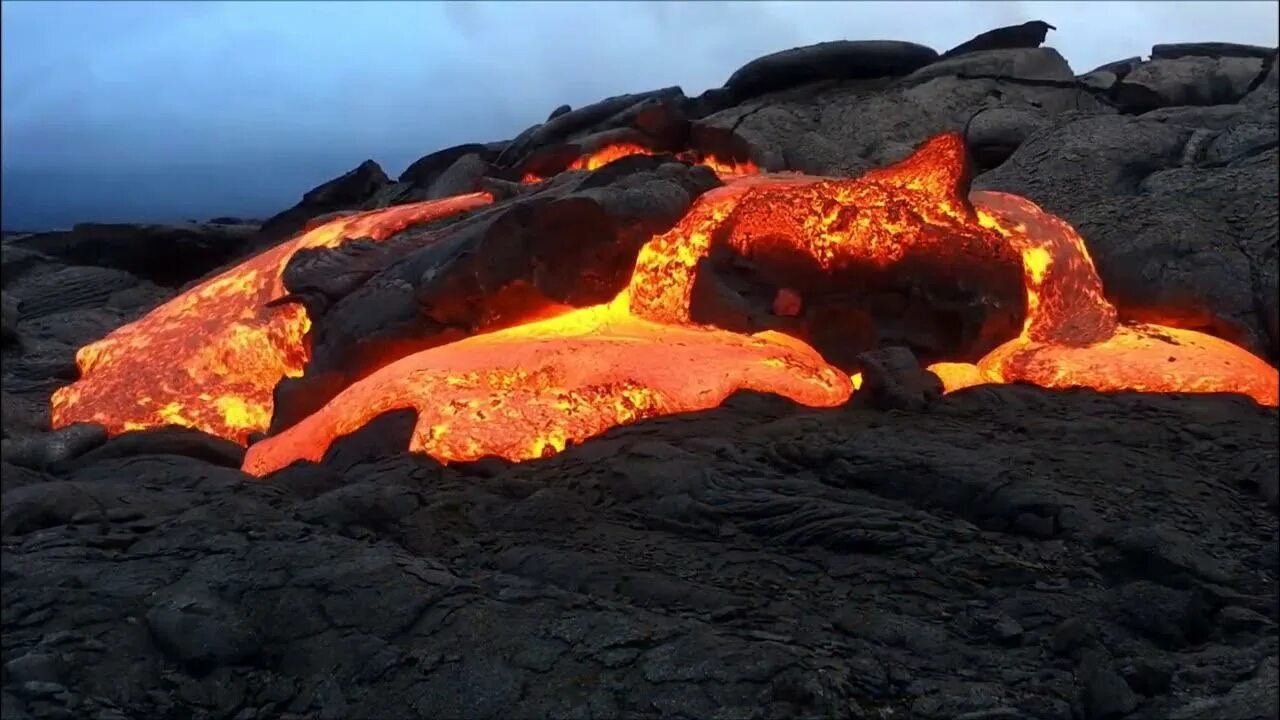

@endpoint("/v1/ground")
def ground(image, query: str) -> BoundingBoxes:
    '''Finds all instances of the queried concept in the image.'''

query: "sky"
[2,1,1277,230]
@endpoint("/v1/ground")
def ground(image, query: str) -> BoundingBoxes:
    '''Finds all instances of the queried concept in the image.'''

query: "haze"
[2,0,1277,231]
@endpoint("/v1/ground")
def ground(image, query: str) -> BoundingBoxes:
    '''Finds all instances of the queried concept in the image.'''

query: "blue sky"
[2,1,1277,230]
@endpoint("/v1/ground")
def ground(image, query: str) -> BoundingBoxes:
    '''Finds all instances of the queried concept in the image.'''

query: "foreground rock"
[2,387,1276,719]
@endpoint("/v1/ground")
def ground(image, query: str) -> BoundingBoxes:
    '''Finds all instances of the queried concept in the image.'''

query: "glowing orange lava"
[49,131,1278,475]
[49,193,493,442]
[242,292,850,475]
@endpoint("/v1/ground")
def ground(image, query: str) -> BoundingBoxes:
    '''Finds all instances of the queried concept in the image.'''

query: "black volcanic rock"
[9,222,259,287]
[3,388,1278,719]
[1112,55,1267,113]
[1151,42,1278,61]
[495,86,686,168]
[939,20,1057,60]
[6,265,142,319]
[0,291,18,346]
[724,40,939,101]
[851,346,944,410]
[901,46,1076,86]
[250,159,392,254]
[398,141,504,187]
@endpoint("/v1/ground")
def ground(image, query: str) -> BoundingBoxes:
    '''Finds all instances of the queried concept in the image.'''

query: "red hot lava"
[49,194,493,443]
[47,133,1279,476]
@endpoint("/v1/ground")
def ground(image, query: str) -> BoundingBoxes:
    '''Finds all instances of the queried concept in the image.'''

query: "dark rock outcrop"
[1151,42,1277,61]
[1112,55,1266,113]
[0,291,18,346]
[723,40,940,101]
[250,159,392,254]
[8,223,260,287]
[940,20,1057,59]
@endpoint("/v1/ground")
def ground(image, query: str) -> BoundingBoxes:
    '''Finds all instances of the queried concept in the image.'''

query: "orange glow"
[521,142,761,183]
[927,362,990,393]
[48,132,1278,475]
[979,323,1279,404]
[49,194,493,443]
[242,292,850,475]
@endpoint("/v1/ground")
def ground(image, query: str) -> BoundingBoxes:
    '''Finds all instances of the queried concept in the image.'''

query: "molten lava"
[50,131,1278,475]
[49,194,493,442]
[521,141,761,183]
[242,292,850,475]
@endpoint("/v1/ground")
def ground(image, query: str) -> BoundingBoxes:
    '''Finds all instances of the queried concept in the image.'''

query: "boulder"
[905,47,1075,86]
[425,153,492,200]
[1,423,108,470]
[852,347,944,411]
[251,159,392,253]
[1113,55,1266,113]
[939,20,1056,60]
[5,266,142,319]
[1151,42,1277,61]
[724,40,939,101]
[399,142,504,187]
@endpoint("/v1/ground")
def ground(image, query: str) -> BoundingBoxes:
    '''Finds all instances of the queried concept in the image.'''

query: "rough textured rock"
[903,47,1076,87]
[0,291,18,346]
[0,422,107,470]
[3,388,1278,719]
[1113,55,1266,113]
[398,142,505,187]
[1151,42,1277,61]
[976,112,1279,359]
[851,346,944,410]
[940,20,1057,60]
[251,159,392,254]
[6,265,142,319]
[8,222,259,287]
[701,46,1106,176]
[723,40,939,101]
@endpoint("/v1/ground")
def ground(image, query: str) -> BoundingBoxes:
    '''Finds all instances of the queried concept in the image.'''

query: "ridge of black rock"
[940,20,1056,59]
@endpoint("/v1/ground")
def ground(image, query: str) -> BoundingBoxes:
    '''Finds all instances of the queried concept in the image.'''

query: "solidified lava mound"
[4,25,1280,720]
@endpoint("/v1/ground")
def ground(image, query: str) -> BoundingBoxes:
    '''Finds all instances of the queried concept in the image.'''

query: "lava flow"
[49,193,492,443]
[241,292,850,475]
[50,131,1278,475]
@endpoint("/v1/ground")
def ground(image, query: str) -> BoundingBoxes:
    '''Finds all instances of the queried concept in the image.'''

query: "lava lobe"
[49,194,493,443]
[48,132,1280,475]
